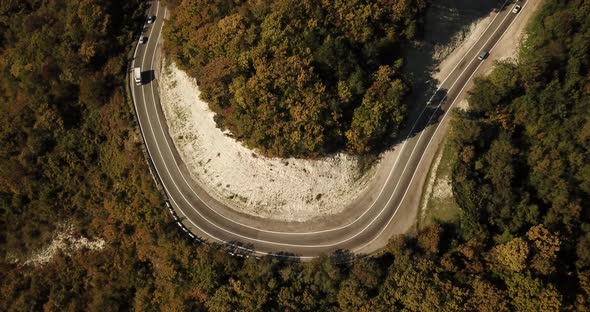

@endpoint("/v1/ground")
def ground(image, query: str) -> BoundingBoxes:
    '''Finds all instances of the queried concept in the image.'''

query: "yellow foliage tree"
[490,237,530,272]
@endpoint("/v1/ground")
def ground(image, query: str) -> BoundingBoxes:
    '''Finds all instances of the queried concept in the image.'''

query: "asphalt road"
[130,0,529,258]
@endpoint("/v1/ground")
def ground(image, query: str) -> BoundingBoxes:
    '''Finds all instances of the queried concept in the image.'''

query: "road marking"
[354,0,530,253]
[144,1,517,248]
[128,3,251,253]
[139,0,515,237]
[131,0,525,254]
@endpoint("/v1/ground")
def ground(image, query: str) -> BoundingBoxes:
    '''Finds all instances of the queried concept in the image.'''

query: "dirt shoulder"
[483,0,543,73]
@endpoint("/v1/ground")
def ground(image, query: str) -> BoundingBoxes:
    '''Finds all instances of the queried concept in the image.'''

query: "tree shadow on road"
[405,0,502,106]
[372,0,503,155]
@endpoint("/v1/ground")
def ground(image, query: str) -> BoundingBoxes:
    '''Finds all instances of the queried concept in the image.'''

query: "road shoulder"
[417,0,543,228]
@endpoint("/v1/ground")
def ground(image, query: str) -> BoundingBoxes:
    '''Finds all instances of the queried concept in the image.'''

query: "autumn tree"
[165,0,428,157]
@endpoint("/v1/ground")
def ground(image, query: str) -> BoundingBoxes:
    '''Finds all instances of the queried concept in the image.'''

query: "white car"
[139,35,147,44]
[147,16,155,24]
[512,5,521,14]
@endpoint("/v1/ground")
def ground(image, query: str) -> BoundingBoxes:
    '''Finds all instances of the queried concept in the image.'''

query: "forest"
[164,0,429,157]
[1,0,589,311]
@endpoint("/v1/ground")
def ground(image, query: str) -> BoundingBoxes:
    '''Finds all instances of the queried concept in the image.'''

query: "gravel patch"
[8,224,106,267]
[159,62,377,222]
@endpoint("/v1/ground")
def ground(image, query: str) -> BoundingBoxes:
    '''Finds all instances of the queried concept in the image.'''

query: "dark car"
[477,51,489,60]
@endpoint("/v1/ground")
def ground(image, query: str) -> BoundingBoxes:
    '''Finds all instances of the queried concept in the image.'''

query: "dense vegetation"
[0,0,153,256]
[449,0,590,307]
[164,0,429,157]
[1,0,589,311]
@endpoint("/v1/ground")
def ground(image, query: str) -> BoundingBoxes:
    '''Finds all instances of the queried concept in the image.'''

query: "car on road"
[139,35,147,44]
[134,67,142,85]
[512,5,521,14]
[477,51,489,60]
[147,16,155,24]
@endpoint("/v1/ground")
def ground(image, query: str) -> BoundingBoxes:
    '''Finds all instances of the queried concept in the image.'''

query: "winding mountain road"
[130,0,529,258]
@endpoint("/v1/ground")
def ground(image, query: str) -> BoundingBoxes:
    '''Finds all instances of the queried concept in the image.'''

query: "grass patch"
[418,137,461,230]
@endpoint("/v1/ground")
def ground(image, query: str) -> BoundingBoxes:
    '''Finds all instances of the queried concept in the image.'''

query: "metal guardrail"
[123,3,365,262]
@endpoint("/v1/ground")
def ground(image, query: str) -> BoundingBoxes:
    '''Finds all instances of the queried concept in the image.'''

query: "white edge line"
[143,1,519,249]
[354,0,529,253]
[131,0,523,256]
[142,0,514,236]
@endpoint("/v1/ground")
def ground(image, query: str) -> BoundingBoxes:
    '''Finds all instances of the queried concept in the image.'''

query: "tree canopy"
[165,0,428,157]
[450,0,590,307]
[1,0,589,311]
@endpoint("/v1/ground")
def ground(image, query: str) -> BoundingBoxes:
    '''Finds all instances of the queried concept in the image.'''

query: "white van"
[133,67,142,85]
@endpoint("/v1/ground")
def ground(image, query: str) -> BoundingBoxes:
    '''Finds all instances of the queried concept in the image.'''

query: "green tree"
[165,0,427,157]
